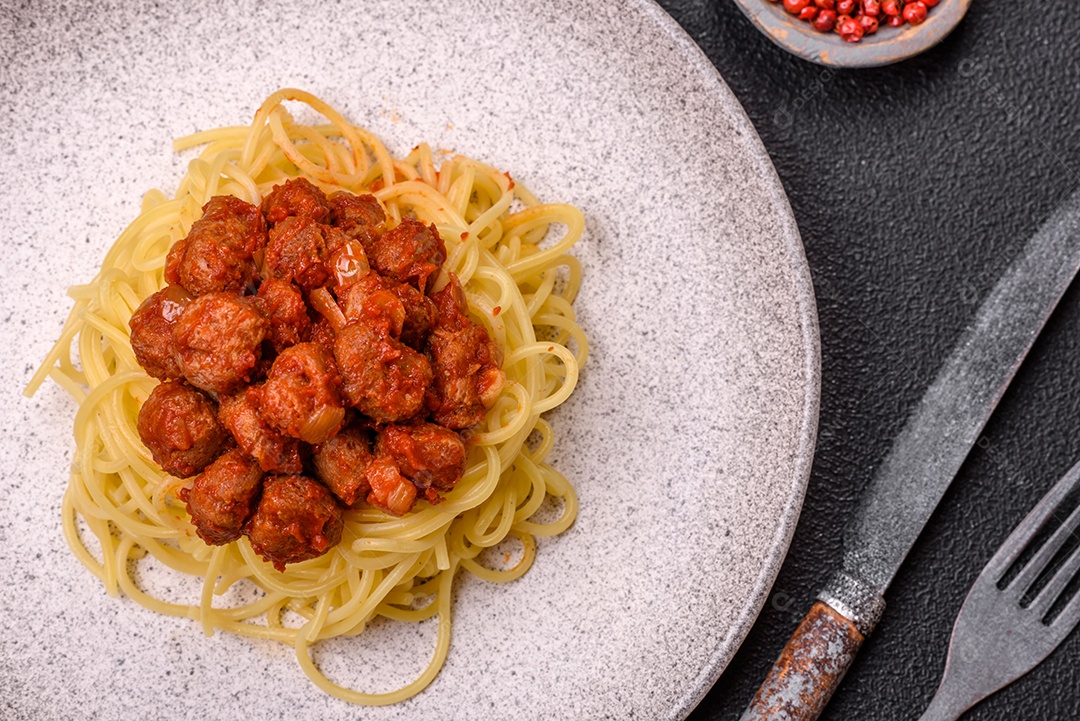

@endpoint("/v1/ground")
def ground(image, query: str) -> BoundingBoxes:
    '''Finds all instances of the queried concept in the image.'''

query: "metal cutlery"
[742,188,1080,721]
[918,459,1080,720]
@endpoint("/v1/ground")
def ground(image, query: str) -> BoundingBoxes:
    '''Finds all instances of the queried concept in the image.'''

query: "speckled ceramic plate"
[1,1,818,719]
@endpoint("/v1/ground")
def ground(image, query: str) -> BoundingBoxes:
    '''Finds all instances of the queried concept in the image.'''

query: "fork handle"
[739,601,865,721]
[916,685,971,721]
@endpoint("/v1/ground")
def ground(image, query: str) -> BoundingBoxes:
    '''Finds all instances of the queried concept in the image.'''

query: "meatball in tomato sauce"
[172,292,268,395]
[137,380,228,478]
[258,343,345,444]
[261,177,330,225]
[376,422,466,500]
[218,386,304,475]
[255,278,311,353]
[425,275,505,429]
[369,219,445,291]
[165,195,266,296]
[244,474,344,572]
[181,448,263,545]
[128,183,513,570]
[128,284,190,381]
[263,216,351,293]
[313,426,374,507]
[334,312,432,423]
[339,272,435,350]
[327,191,385,254]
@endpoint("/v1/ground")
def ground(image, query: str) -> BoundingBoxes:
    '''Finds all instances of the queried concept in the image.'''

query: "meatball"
[172,292,269,395]
[164,195,267,296]
[258,343,345,444]
[218,386,303,474]
[244,475,344,571]
[327,191,385,254]
[261,177,330,225]
[369,219,446,291]
[137,380,227,478]
[425,275,505,428]
[377,422,466,499]
[128,284,191,380]
[334,309,433,423]
[340,272,436,349]
[365,455,418,516]
[181,448,263,545]
[263,216,351,293]
[255,278,311,352]
[312,426,374,507]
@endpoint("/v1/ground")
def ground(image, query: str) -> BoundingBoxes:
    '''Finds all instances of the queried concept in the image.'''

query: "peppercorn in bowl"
[733,0,971,67]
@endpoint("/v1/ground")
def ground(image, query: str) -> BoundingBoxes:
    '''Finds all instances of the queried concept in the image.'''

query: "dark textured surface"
[656,2,1080,719]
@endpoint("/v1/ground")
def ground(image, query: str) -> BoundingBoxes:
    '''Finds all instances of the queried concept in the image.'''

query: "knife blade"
[741,186,1080,721]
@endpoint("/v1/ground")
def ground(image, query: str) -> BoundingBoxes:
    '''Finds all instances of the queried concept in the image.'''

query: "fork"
[918,459,1080,720]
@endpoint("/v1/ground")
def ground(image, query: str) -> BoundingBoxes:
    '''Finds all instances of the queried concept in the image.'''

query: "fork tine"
[1009,500,1080,598]
[985,460,1080,582]
[1053,581,1080,631]
[1029,537,1080,619]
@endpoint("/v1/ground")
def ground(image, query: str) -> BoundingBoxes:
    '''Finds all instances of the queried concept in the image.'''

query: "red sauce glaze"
[365,455,418,516]
[308,316,338,360]
[377,422,466,498]
[264,216,335,293]
[334,315,433,423]
[339,272,436,350]
[132,182,509,568]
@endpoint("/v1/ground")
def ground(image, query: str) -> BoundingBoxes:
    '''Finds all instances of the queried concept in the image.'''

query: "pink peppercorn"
[783,0,810,13]
[838,15,864,40]
[812,8,837,30]
[903,1,928,23]
[881,0,902,16]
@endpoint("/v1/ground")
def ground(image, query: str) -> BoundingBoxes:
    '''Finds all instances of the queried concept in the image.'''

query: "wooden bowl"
[731,0,972,68]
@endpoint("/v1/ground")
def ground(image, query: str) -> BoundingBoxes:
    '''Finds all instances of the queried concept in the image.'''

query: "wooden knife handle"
[739,601,865,721]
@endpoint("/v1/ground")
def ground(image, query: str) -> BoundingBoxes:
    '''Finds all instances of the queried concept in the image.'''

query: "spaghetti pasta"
[26,88,588,705]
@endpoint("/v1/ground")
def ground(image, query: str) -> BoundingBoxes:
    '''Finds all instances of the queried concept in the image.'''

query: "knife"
[741,187,1080,721]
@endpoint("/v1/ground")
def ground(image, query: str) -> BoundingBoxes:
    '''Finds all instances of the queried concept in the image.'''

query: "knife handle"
[739,601,865,721]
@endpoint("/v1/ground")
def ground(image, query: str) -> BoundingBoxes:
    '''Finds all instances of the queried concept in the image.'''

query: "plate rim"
[638,2,821,716]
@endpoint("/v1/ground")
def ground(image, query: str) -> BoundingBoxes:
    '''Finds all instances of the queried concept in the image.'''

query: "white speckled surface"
[0,1,818,719]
